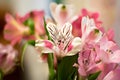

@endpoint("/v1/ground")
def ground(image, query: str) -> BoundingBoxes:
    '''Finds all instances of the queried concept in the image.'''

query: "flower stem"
[0,70,3,80]
[47,53,55,80]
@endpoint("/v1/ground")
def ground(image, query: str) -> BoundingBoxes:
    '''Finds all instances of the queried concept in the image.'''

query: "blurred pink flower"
[50,2,73,26]
[71,9,103,37]
[32,11,45,36]
[4,10,45,45]
[4,13,32,45]
[16,10,45,36]
[0,44,18,74]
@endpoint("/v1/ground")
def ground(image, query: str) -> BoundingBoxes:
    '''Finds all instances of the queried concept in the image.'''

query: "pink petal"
[110,50,120,63]
[16,12,30,23]
[44,40,54,49]
[99,50,110,63]
[78,65,87,76]
[81,9,88,16]
[4,24,22,41]
[103,68,120,80]
[72,16,82,37]
[97,63,116,80]
[107,29,115,41]
[33,10,45,35]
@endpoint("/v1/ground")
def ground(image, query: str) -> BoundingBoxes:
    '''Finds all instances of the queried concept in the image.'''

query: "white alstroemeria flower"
[50,2,74,26]
[35,22,81,57]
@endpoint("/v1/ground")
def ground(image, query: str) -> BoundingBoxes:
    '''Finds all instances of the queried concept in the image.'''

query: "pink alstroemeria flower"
[80,17,103,45]
[96,35,120,80]
[35,22,81,58]
[50,2,73,26]
[16,10,45,36]
[4,10,45,45]
[78,43,101,77]
[71,9,103,37]
[4,13,32,45]
[77,17,104,78]
[0,44,18,74]
[98,35,120,64]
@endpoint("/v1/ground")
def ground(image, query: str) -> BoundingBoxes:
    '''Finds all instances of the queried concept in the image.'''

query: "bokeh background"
[0,0,120,80]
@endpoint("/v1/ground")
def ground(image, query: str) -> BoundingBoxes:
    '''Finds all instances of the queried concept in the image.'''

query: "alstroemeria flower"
[71,9,103,37]
[94,35,120,80]
[78,43,101,77]
[98,35,120,63]
[4,10,45,45]
[81,17,103,45]
[4,13,33,45]
[35,22,81,58]
[77,17,104,78]
[16,10,45,36]
[50,2,73,26]
[0,44,18,74]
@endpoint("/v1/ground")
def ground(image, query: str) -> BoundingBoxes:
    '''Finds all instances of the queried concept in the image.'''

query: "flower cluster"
[3,2,120,80]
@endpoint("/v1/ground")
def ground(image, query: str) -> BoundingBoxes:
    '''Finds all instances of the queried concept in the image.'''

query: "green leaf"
[27,40,35,46]
[24,18,35,34]
[88,71,101,80]
[57,54,78,80]
[43,17,52,40]
[0,70,3,80]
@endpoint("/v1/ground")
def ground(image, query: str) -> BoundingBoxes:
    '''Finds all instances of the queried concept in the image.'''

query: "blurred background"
[0,0,120,80]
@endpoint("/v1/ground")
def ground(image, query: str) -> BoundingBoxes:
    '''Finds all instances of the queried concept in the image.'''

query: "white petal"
[50,2,57,21]
[61,22,72,36]
[47,23,59,42]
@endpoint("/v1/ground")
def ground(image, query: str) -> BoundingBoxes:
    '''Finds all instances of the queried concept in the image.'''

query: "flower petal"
[47,23,59,43]
[33,10,45,35]
[109,50,120,63]
[35,40,54,53]
[67,37,81,56]
[50,2,73,26]
[103,68,120,80]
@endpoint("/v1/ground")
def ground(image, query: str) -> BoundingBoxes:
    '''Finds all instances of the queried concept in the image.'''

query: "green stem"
[47,54,55,80]
[0,70,3,80]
